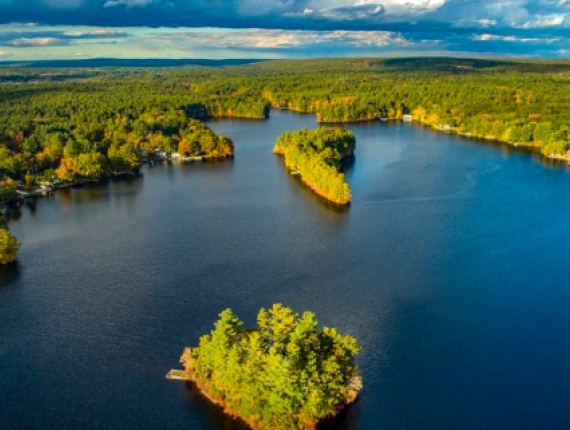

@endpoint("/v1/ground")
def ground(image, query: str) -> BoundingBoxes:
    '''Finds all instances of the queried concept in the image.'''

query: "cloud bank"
[0,1,568,58]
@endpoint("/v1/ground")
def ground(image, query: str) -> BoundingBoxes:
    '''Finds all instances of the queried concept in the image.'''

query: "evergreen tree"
[180,304,362,430]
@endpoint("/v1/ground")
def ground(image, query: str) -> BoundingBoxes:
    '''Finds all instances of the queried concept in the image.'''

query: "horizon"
[3,55,570,65]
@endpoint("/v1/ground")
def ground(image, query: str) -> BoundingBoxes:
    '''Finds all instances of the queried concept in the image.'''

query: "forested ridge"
[178,304,362,430]
[274,127,355,204]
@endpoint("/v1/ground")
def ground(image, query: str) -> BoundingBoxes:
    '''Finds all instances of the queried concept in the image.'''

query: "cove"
[2,110,570,429]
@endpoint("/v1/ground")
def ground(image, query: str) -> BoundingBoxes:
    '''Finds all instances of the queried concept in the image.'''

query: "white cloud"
[10,37,64,47]
[156,28,412,50]
[63,28,128,37]
[472,33,561,44]
[0,22,37,28]
[474,18,497,27]
[364,0,447,15]
[104,0,157,8]
[519,14,566,28]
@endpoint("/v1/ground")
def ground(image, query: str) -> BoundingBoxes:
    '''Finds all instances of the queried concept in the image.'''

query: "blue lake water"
[1,110,570,429]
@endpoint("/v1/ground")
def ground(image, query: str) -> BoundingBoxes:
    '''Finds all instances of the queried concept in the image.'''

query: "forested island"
[170,304,362,430]
[274,128,355,204]
[4,57,570,261]
[3,57,570,167]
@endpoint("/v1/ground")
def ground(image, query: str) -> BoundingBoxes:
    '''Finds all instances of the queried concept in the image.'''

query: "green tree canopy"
[0,227,20,265]
[274,127,355,204]
[180,304,361,430]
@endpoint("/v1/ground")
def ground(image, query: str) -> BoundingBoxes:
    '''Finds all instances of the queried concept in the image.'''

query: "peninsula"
[274,128,356,205]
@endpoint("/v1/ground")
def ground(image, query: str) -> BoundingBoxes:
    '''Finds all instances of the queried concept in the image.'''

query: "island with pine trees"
[168,304,362,430]
[273,128,356,205]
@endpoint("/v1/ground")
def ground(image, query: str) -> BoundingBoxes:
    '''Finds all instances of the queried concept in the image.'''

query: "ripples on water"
[2,111,570,429]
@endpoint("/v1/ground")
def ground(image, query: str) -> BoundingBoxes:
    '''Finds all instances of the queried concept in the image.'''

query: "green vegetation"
[176,120,234,159]
[178,304,362,430]
[0,178,18,203]
[2,57,570,187]
[0,99,235,186]
[274,127,355,204]
[0,76,243,188]
[2,56,570,196]
[0,218,20,265]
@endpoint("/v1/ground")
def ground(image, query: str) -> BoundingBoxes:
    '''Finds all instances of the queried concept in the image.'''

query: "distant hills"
[2,57,570,74]
[0,58,265,68]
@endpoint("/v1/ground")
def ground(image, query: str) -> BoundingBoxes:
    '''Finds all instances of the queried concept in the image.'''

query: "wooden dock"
[166,369,191,380]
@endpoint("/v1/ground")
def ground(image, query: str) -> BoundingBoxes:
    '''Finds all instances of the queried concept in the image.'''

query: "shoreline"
[1,154,235,210]
[4,110,567,212]
[316,113,570,164]
[273,150,352,205]
[271,106,570,164]
[283,158,353,205]
[1,173,139,210]
[167,369,362,430]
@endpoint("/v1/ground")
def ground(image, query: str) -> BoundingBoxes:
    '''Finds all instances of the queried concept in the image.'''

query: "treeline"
[179,304,361,430]
[3,57,570,195]
[0,70,270,188]
[4,57,570,170]
[252,59,570,158]
[308,80,570,158]
[274,127,355,204]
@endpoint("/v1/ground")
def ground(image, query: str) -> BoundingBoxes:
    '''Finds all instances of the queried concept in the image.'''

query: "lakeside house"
[154,150,168,160]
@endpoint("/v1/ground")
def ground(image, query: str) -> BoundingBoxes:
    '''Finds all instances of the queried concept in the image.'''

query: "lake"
[2,110,570,430]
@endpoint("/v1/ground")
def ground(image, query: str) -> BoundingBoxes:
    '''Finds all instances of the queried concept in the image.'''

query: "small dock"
[166,369,191,380]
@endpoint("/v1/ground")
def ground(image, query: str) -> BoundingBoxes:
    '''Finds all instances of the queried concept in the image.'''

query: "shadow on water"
[283,169,351,214]
[340,155,356,174]
[174,158,235,176]
[182,382,250,430]
[182,379,360,430]
[2,204,22,221]
[0,263,21,287]
[318,402,361,430]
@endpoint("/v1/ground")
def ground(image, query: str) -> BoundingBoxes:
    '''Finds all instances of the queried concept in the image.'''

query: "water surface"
[2,110,570,430]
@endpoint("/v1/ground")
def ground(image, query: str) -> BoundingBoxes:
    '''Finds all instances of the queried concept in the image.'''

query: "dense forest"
[2,58,570,186]
[4,57,570,262]
[0,92,236,199]
[274,128,355,204]
[177,304,362,430]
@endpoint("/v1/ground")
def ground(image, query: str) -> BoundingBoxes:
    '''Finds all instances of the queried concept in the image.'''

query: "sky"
[0,0,568,60]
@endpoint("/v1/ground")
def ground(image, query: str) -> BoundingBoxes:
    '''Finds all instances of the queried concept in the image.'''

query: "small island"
[169,304,362,430]
[273,128,356,205]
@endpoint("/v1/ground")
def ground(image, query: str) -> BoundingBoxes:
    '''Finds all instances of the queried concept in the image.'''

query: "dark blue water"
[2,110,570,430]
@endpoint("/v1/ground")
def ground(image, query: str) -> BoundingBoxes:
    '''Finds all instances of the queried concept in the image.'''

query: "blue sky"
[0,0,569,60]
